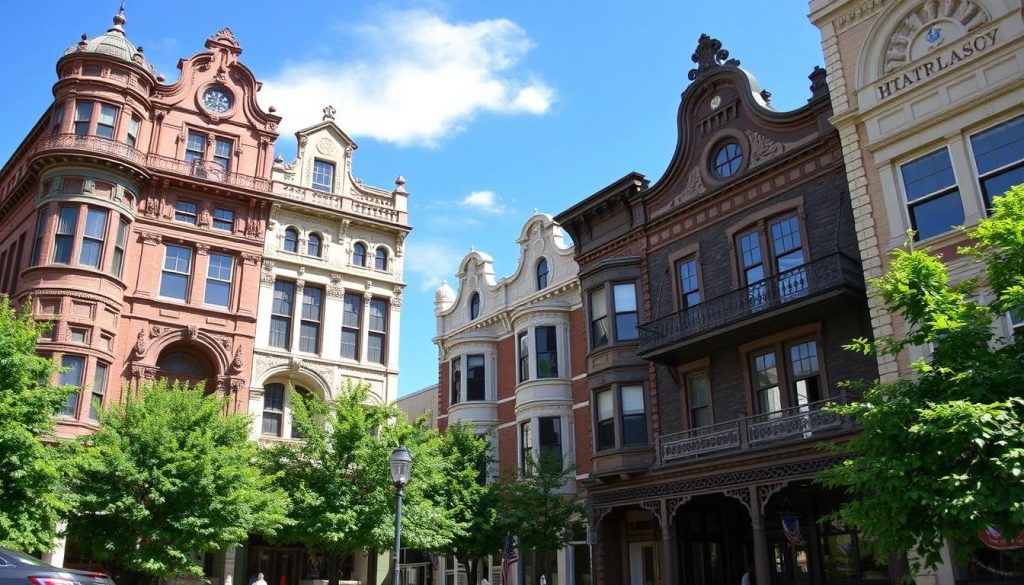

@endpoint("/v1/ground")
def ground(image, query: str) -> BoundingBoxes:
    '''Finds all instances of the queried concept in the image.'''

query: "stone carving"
[327,273,345,298]
[216,335,232,350]
[260,271,276,287]
[241,253,262,265]
[199,203,211,227]
[688,34,740,81]
[882,0,990,73]
[391,286,403,308]
[186,324,199,340]
[195,243,210,256]
[150,325,167,338]
[652,170,707,218]
[133,329,147,358]
[745,130,784,166]
[316,137,337,156]
[230,345,244,373]
[139,231,162,245]
[322,105,336,122]
[131,365,158,380]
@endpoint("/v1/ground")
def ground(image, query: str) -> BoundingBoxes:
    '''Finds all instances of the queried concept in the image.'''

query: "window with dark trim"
[367,298,388,364]
[31,210,48,266]
[307,233,322,257]
[466,354,485,401]
[736,213,808,304]
[283,228,299,253]
[374,248,388,270]
[126,115,141,147]
[96,104,117,139]
[594,384,648,451]
[352,242,367,266]
[299,286,324,353]
[111,218,129,277]
[535,326,558,378]
[588,282,639,348]
[685,371,711,428]
[613,283,639,341]
[450,358,462,405]
[51,106,64,136]
[620,385,647,445]
[517,331,529,383]
[341,293,362,359]
[711,141,743,178]
[536,257,549,290]
[212,137,232,171]
[900,148,964,241]
[60,354,85,417]
[185,132,206,163]
[595,389,615,451]
[539,416,563,471]
[970,115,1024,213]
[79,208,108,268]
[469,292,480,320]
[262,383,285,436]
[270,281,295,349]
[520,421,533,472]
[53,206,78,264]
[676,256,701,308]
[749,338,824,415]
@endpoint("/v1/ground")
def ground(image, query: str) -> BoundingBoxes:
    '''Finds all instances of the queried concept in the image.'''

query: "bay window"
[60,355,86,417]
[589,281,639,348]
[594,383,649,451]
[465,354,485,401]
[539,416,563,471]
[78,208,108,268]
[53,206,78,264]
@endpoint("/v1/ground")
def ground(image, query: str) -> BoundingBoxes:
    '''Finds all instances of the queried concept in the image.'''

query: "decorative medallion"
[316,137,337,155]
[710,95,722,110]
[202,87,232,113]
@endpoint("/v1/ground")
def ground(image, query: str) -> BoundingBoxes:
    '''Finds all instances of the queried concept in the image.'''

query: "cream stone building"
[250,106,410,441]
[809,1,1024,582]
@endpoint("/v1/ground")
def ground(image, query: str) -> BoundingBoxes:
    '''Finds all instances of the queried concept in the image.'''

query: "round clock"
[202,87,232,113]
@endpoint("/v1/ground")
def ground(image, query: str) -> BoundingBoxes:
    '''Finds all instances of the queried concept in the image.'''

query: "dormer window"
[313,160,335,192]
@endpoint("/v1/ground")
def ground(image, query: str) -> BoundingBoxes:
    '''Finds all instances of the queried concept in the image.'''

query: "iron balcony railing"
[639,253,864,354]
[657,394,852,463]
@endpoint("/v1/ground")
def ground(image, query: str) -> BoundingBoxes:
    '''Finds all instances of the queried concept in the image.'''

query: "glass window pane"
[269,316,290,348]
[622,414,647,445]
[302,288,323,320]
[343,294,362,327]
[205,280,230,307]
[596,389,614,420]
[367,332,385,363]
[535,326,558,378]
[341,330,359,359]
[980,166,1024,210]
[207,254,233,280]
[212,208,234,231]
[613,283,636,312]
[313,160,334,191]
[971,116,1024,175]
[98,104,117,126]
[369,299,387,331]
[590,288,607,319]
[621,385,645,414]
[770,215,802,255]
[160,273,188,300]
[910,190,965,240]
[272,281,295,315]
[83,208,108,238]
[79,241,102,268]
[90,363,108,420]
[901,149,956,201]
[789,341,820,378]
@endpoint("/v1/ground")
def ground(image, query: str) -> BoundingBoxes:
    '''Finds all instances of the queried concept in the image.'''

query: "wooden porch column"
[749,485,771,585]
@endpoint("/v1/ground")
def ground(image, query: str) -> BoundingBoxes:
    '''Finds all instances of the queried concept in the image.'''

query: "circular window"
[711,142,743,178]
[201,87,233,113]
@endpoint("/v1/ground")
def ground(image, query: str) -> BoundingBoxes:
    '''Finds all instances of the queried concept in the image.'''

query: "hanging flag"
[781,514,803,545]
[979,525,1024,550]
[500,531,519,585]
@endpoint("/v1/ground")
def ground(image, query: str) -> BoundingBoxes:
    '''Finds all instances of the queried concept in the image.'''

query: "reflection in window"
[752,350,781,414]
[352,242,366,266]
[589,288,609,348]
[307,233,322,257]
[174,200,198,224]
[341,293,361,359]
[712,142,743,178]
[900,148,964,240]
[299,287,323,353]
[539,416,562,471]
[518,331,529,383]
[53,206,79,264]
[160,245,192,301]
[270,281,295,349]
[686,372,711,428]
[535,326,558,378]
[595,390,615,450]
[469,292,480,320]
[157,351,207,376]
[621,385,647,445]
[212,208,234,232]
[312,160,335,192]
[79,208,108,268]
[367,298,387,364]
[536,257,549,290]
[60,355,85,417]
[262,383,284,436]
[971,115,1024,212]
[283,228,299,253]
[204,253,233,307]
[677,257,701,308]
[613,283,639,341]
[466,354,485,401]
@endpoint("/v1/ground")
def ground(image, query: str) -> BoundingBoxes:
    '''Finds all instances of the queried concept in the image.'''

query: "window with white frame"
[126,115,141,147]
[212,138,232,171]
[900,148,965,241]
[677,256,701,308]
[53,206,79,264]
[748,338,824,415]
[352,242,367,266]
[520,421,533,472]
[160,245,192,301]
[174,199,198,224]
[594,384,648,451]
[970,115,1024,212]
[204,253,233,307]
[538,416,563,471]
[212,208,234,232]
[465,354,485,401]
[535,326,558,378]
[312,160,334,192]
[185,132,206,163]
[78,208,108,268]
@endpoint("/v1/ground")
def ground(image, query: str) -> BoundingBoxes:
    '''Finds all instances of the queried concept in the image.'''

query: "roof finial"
[322,105,336,122]
[111,0,127,31]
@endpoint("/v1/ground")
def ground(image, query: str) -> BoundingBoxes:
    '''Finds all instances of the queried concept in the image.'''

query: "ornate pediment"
[882,0,990,73]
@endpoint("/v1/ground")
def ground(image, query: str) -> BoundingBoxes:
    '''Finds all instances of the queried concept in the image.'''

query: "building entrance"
[248,546,302,585]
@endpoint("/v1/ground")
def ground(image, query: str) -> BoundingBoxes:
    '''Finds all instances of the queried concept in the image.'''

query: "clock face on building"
[202,88,232,113]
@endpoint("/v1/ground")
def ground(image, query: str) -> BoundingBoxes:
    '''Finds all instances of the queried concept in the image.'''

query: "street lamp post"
[390,445,413,585]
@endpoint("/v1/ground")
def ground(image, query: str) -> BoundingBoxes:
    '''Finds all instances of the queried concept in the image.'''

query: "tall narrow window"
[374,248,388,270]
[788,340,822,407]
[535,326,558,378]
[213,138,232,171]
[53,206,79,264]
[262,383,284,436]
[539,416,563,471]
[595,390,615,450]
[270,281,295,349]
[352,242,367,266]
[212,208,235,232]
[341,293,362,359]
[677,257,701,308]
[518,331,530,383]
[60,355,85,417]
[589,288,609,348]
[613,283,639,341]
[79,208,108,268]
[466,354,485,401]
[312,160,334,191]
[751,349,781,414]
[307,233,322,257]
[900,148,964,240]
[51,106,64,136]
[450,358,462,405]
[536,257,549,290]
[299,287,324,353]
[971,115,1024,212]
[111,218,129,278]
[621,385,647,445]
[126,115,141,147]
[367,298,388,364]
[89,362,108,420]
[204,253,233,307]
[686,372,711,428]
[469,292,480,320]
[96,104,118,139]
[160,245,192,300]
[185,132,206,163]
[73,101,92,136]
[291,386,310,439]
[283,228,299,253]
[174,200,198,224]
[770,215,807,299]
[520,421,534,471]
[30,210,48,266]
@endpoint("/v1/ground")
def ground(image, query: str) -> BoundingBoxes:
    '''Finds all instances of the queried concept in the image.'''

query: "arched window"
[353,242,367,266]
[374,247,388,270]
[470,292,481,320]
[284,227,299,253]
[536,257,549,290]
[156,350,207,377]
[307,233,322,257]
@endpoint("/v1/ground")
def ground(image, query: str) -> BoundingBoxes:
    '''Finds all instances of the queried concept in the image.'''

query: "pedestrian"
[252,572,268,585]
[740,562,752,585]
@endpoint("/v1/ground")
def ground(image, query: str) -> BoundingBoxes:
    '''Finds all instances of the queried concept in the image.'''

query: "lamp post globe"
[390,445,413,585]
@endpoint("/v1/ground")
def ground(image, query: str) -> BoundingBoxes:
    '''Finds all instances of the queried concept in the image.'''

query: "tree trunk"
[326,552,339,585]
[466,558,478,585]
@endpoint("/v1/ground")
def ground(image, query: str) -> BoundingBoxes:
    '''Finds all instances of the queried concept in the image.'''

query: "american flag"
[500,532,519,585]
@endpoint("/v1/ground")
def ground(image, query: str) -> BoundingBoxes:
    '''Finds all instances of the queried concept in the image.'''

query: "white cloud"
[260,10,554,147]
[404,238,462,292]
[459,190,509,215]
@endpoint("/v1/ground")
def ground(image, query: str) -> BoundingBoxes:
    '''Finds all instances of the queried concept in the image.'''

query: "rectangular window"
[621,385,647,445]
[450,358,462,405]
[466,354,485,401]
[299,287,324,353]
[96,104,118,139]
[538,416,563,471]
[204,253,233,307]
[341,293,362,359]
[518,331,529,382]
[367,298,387,364]
[69,327,88,343]
[677,257,701,308]
[111,218,129,277]
[212,208,235,232]
[520,421,533,471]
[595,389,615,451]
[30,210,48,266]
[901,148,964,240]
[312,160,335,192]
[51,105,64,136]
[535,326,558,378]
[589,287,609,348]
[78,208,108,268]
[751,349,782,414]
[737,229,766,308]
[174,200,198,224]
[185,132,206,162]
[788,340,822,407]
[770,215,807,299]
[971,115,1024,212]
[60,355,85,417]
[1011,310,1024,338]
[213,138,232,171]
[126,115,141,147]
[73,101,92,136]
[613,283,639,341]
[686,372,711,428]
[262,384,284,436]
[160,245,192,300]
[53,206,79,264]
[89,362,108,420]
[270,281,295,349]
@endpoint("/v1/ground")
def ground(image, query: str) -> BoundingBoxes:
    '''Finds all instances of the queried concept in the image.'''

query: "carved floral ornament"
[881,0,991,74]
[688,34,741,81]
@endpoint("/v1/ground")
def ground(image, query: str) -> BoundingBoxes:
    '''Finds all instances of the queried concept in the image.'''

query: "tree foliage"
[66,379,287,580]
[823,184,1024,573]
[0,296,73,551]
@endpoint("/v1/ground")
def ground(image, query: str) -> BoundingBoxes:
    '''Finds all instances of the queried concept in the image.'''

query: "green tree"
[263,380,463,585]
[0,296,74,552]
[66,379,287,583]
[500,453,586,585]
[823,184,1024,574]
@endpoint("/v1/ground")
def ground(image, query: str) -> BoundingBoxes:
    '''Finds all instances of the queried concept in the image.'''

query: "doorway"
[248,546,302,585]
[629,542,660,585]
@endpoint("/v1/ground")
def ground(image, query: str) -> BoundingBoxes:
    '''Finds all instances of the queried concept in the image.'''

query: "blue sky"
[1,1,825,396]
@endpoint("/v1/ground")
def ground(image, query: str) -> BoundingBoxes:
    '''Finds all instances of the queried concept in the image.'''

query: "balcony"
[146,153,271,192]
[657,395,854,464]
[32,133,149,172]
[272,182,407,225]
[639,253,864,360]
